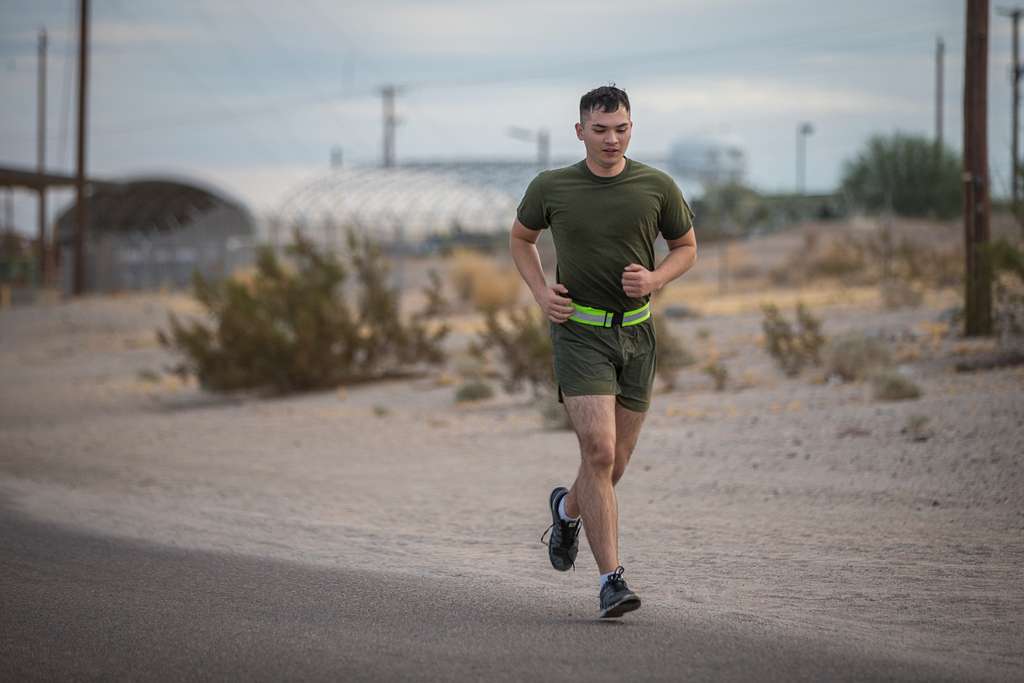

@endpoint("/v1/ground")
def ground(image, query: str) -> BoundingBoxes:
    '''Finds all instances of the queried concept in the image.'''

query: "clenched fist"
[622,263,660,298]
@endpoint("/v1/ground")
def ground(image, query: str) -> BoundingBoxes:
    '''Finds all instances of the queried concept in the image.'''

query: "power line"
[110,0,292,165]
[189,1,318,159]
[0,6,953,148]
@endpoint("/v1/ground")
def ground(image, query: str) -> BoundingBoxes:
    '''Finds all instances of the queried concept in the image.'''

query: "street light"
[796,122,814,195]
[507,126,551,168]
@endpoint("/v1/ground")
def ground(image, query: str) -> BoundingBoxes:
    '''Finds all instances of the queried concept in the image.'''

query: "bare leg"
[561,395,619,574]
[612,403,647,485]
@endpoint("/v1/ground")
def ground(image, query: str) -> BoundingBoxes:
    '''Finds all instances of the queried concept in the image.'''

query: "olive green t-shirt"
[516,157,694,312]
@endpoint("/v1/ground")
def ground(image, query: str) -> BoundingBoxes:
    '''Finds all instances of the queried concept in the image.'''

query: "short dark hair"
[579,84,630,121]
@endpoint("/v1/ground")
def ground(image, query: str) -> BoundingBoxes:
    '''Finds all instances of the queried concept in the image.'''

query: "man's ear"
[575,122,584,140]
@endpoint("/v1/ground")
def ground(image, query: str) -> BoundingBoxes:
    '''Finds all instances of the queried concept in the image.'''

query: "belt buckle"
[610,311,624,326]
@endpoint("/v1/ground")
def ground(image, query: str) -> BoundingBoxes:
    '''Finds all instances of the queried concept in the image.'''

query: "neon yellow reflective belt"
[569,301,651,327]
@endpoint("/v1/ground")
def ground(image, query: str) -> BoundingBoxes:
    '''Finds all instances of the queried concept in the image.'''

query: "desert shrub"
[825,334,891,381]
[902,414,933,441]
[761,303,826,376]
[421,269,450,317]
[703,361,728,391]
[807,238,868,280]
[470,305,554,396]
[540,394,573,430]
[871,370,922,401]
[449,249,522,311]
[985,239,1024,343]
[454,380,495,403]
[880,280,924,309]
[862,231,963,287]
[655,315,696,390]
[157,228,448,394]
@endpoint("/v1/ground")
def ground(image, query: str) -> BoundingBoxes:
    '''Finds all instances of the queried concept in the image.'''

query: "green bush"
[825,334,891,382]
[761,303,826,376]
[840,133,962,219]
[454,380,495,403]
[157,228,448,394]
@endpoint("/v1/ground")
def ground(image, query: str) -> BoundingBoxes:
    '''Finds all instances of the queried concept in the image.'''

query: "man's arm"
[509,218,574,323]
[621,228,698,298]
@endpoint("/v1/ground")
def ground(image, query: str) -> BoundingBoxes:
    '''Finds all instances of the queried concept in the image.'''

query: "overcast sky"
[0,0,1016,230]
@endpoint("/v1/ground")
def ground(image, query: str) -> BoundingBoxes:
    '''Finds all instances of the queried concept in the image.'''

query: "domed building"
[55,176,255,294]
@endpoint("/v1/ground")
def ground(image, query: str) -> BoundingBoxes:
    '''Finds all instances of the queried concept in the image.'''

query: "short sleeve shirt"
[516,157,694,312]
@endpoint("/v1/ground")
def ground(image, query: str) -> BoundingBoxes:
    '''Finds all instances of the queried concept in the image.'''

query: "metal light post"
[507,126,551,168]
[796,122,814,195]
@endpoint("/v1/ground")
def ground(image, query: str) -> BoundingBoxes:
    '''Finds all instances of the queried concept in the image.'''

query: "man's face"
[575,105,632,168]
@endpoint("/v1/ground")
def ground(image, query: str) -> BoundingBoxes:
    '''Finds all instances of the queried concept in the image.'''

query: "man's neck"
[584,155,627,178]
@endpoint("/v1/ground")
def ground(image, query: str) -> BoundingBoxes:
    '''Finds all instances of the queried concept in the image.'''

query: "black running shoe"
[599,566,641,618]
[541,486,581,571]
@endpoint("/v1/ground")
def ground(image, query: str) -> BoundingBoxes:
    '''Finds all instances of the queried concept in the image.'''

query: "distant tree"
[693,181,770,240]
[840,133,961,219]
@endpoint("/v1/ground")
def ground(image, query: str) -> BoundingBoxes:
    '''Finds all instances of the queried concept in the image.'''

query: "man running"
[509,84,698,618]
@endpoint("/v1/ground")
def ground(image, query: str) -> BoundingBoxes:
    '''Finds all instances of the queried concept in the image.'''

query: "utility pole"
[964,0,992,336]
[538,129,550,168]
[38,28,49,287]
[380,85,398,168]
[935,36,945,151]
[796,122,813,194]
[999,7,1022,208]
[507,126,551,168]
[73,0,90,295]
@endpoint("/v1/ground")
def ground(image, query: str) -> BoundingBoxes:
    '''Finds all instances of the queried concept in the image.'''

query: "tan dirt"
[1,271,1022,678]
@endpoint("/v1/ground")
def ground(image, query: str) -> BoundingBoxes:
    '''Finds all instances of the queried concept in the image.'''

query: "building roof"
[55,177,253,244]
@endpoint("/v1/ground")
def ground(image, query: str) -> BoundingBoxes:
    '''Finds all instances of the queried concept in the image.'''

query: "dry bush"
[703,361,728,391]
[655,315,697,391]
[540,394,572,430]
[807,237,868,281]
[880,280,924,309]
[449,249,522,311]
[761,302,826,376]
[825,334,891,381]
[871,370,922,401]
[986,239,1024,344]
[454,380,495,403]
[421,269,450,317]
[772,226,963,290]
[902,414,933,441]
[470,305,554,396]
[158,228,447,394]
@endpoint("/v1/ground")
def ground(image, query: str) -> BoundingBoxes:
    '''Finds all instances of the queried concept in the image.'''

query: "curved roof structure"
[276,156,713,243]
[55,176,253,244]
[276,166,523,240]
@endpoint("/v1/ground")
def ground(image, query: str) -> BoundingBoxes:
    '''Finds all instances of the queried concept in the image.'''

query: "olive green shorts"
[549,318,657,413]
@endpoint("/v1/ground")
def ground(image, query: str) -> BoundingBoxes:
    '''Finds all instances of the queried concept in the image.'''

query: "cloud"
[636,78,918,119]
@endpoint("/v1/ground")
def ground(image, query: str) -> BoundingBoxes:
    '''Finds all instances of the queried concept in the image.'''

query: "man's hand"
[537,283,574,323]
[622,264,660,298]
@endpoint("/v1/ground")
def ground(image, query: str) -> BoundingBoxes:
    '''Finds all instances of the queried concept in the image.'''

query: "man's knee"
[579,435,616,473]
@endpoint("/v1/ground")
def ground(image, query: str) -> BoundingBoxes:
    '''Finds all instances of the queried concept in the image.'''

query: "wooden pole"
[38,28,49,287]
[963,0,992,336]
[936,36,945,151]
[73,0,90,295]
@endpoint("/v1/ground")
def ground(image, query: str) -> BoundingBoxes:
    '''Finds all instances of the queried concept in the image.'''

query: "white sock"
[600,570,616,590]
[558,495,580,523]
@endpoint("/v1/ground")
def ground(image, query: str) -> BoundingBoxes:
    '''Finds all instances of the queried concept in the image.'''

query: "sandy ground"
[1,270,1022,678]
